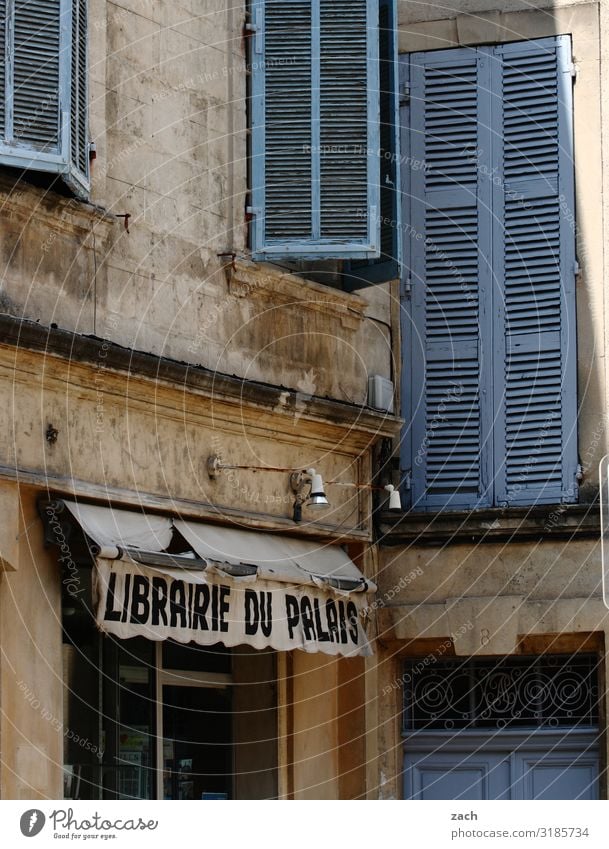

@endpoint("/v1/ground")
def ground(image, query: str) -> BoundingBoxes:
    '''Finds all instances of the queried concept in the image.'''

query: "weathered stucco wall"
[0,483,63,799]
[0,1,395,406]
[0,333,398,536]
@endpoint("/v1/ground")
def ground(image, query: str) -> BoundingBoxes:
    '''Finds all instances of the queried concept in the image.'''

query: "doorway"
[402,654,601,800]
[157,641,233,800]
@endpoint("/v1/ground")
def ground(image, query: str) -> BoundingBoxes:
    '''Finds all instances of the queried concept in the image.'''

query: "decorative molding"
[226,259,367,331]
[379,504,600,544]
[0,315,401,442]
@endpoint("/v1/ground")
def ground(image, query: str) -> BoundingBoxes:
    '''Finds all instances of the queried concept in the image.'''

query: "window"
[0,0,89,198]
[400,37,578,511]
[248,0,400,279]
[403,655,599,731]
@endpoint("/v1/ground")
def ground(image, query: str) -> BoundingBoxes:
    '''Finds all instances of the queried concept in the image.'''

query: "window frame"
[248,0,383,262]
[0,0,90,198]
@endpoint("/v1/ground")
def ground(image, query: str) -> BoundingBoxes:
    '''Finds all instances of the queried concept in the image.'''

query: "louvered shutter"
[407,49,493,510]
[250,0,380,260]
[0,0,88,196]
[0,1,6,138]
[343,0,401,289]
[402,38,577,512]
[492,37,577,505]
[64,0,89,194]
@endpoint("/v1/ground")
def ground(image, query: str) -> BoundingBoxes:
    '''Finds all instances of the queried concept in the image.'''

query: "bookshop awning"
[59,500,375,657]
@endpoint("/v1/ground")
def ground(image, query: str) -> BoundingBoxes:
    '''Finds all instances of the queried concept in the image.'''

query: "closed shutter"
[343,0,401,289]
[250,0,381,260]
[407,48,493,510]
[0,0,89,197]
[0,1,5,138]
[492,37,577,505]
[403,37,577,511]
[65,0,89,194]
[13,0,62,153]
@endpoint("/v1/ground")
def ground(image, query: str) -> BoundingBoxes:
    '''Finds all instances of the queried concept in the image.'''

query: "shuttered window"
[401,37,577,510]
[249,0,384,260]
[0,0,89,197]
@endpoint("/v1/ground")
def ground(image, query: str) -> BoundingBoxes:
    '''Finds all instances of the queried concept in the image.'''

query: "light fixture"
[290,468,329,522]
[308,470,329,508]
[384,484,402,511]
[206,456,331,523]
[205,455,403,520]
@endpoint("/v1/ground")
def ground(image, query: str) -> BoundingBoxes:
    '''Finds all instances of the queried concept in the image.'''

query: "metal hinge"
[574,259,581,277]
[401,277,412,299]
[403,470,412,491]
[570,62,578,80]
[400,83,411,106]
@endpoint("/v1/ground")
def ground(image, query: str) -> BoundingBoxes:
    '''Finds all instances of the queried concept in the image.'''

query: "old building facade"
[0,0,608,800]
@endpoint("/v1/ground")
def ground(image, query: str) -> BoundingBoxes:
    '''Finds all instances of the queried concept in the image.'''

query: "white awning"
[63,501,173,555]
[175,520,373,592]
[60,501,374,657]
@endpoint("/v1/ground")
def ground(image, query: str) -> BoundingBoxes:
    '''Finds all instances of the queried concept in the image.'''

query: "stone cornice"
[0,313,402,442]
[379,503,601,545]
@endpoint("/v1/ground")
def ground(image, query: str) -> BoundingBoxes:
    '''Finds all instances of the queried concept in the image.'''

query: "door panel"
[405,751,510,800]
[515,751,599,800]
[405,739,599,800]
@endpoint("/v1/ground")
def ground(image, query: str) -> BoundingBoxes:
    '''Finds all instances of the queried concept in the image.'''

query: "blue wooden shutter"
[343,0,401,289]
[0,0,88,196]
[492,37,577,506]
[250,0,380,260]
[406,48,493,510]
[0,1,5,139]
[64,0,89,195]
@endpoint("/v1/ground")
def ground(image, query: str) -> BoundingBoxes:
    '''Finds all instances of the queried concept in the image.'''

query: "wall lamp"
[207,455,329,522]
[206,455,402,523]
[290,469,329,522]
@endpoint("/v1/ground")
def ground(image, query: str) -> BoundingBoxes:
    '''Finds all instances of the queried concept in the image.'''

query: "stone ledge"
[0,313,402,439]
[0,170,115,238]
[379,503,600,545]
[226,259,367,331]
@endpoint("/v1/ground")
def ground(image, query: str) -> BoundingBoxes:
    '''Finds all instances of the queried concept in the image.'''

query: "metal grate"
[403,655,600,732]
